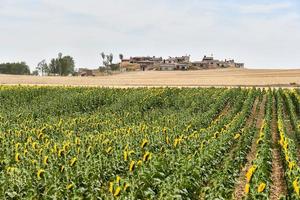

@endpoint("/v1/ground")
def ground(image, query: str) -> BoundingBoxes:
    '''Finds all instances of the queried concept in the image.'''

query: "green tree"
[0,62,30,75]
[36,59,49,76]
[100,52,114,70]
[60,56,75,75]
[47,53,75,76]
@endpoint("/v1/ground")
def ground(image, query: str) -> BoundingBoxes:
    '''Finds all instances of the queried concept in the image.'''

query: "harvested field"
[0,68,300,87]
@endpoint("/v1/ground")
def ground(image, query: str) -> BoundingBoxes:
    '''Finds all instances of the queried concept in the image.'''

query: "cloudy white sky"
[1,0,300,69]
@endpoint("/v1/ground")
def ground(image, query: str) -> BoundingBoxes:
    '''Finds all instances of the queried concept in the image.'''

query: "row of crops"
[0,86,299,199]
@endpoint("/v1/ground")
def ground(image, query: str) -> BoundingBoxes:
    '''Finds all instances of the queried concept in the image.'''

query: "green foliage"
[110,64,120,71]
[0,87,298,199]
[41,53,75,76]
[0,62,30,75]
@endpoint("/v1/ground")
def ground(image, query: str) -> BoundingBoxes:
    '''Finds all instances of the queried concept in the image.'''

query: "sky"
[1,0,300,69]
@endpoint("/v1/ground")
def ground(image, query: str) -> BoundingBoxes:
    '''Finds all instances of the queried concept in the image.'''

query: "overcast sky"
[1,0,300,69]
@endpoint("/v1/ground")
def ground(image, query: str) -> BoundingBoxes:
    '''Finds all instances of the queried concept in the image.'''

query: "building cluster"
[120,55,244,71]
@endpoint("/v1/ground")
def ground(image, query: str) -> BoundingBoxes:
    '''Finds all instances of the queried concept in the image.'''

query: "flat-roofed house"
[191,56,244,69]
[120,56,162,71]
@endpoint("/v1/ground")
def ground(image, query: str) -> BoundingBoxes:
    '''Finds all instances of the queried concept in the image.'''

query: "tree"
[101,52,105,60]
[32,70,39,76]
[108,53,113,65]
[100,52,114,69]
[119,54,124,61]
[60,56,75,75]
[0,62,30,75]
[36,59,49,76]
[46,53,75,76]
[48,58,57,75]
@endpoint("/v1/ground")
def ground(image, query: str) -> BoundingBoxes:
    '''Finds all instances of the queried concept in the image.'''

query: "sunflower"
[289,161,296,170]
[123,151,128,161]
[15,153,20,162]
[37,169,45,180]
[124,183,129,191]
[75,137,80,145]
[109,181,114,194]
[116,176,121,185]
[15,143,21,150]
[23,149,28,157]
[245,183,250,194]
[293,179,300,196]
[60,165,65,172]
[245,165,257,183]
[114,186,121,197]
[234,134,241,140]
[166,136,170,145]
[257,182,266,193]
[66,183,75,190]
[137,160,142,166]
[32,142,37,149]
[143,152,151,162]
[129,161,135,172]
[106,147,113,154]
[87,146,92,153]
[43,156,48,165]
[70,157,77,167]
[58,149,64,157]
[141,139,148,149]
[38,132,43,139]
[174,138,179,148]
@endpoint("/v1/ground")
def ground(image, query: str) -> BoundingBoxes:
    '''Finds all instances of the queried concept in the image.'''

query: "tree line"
[0,62,30,75]
[0,52,123,76]
[35,53,75,76]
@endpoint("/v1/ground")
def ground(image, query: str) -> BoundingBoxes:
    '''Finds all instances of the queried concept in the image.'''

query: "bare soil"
[1,68,300,87]
[270,96,287,200]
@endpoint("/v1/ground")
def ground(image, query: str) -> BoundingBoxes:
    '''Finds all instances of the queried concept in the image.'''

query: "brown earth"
[0,68,300,87]
[270,96,287,200]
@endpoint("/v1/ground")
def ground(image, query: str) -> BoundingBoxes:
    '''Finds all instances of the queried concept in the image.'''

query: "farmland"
[1,68,300,87]
[0,86,300,199]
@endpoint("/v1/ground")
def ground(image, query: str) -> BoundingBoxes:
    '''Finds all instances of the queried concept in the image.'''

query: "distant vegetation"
[36,53,75,76]
[0,62,30,75]
[99,52,121,71]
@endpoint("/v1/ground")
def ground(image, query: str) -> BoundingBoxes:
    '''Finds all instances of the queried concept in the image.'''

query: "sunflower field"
[0,86,299,199]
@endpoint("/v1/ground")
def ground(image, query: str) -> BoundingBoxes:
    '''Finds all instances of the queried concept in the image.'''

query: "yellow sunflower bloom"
[123,151,128,161]
[70,157,77,166]
[245,165,257,183]
[15,153,20,162]
[129,160,135,172]
[37,169,45,180]
[257,182,266,193]
[234,134,241,140]
[109,181,114,194]
[43,156,48,165]
[293,179,300,196]
[143,152,151,162]
[141,139,149,149]
[116,176,121,185]
[124,183,129,191]
[114,186,121,197]
[245,183,250,194]
[66,183,74,190]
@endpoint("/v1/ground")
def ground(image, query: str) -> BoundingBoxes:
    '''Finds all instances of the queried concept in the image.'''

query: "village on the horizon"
[79,54,244,76]
[120,55,244,71]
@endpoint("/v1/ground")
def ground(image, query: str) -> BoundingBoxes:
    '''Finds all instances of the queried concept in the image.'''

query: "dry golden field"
[0,68,299,87]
